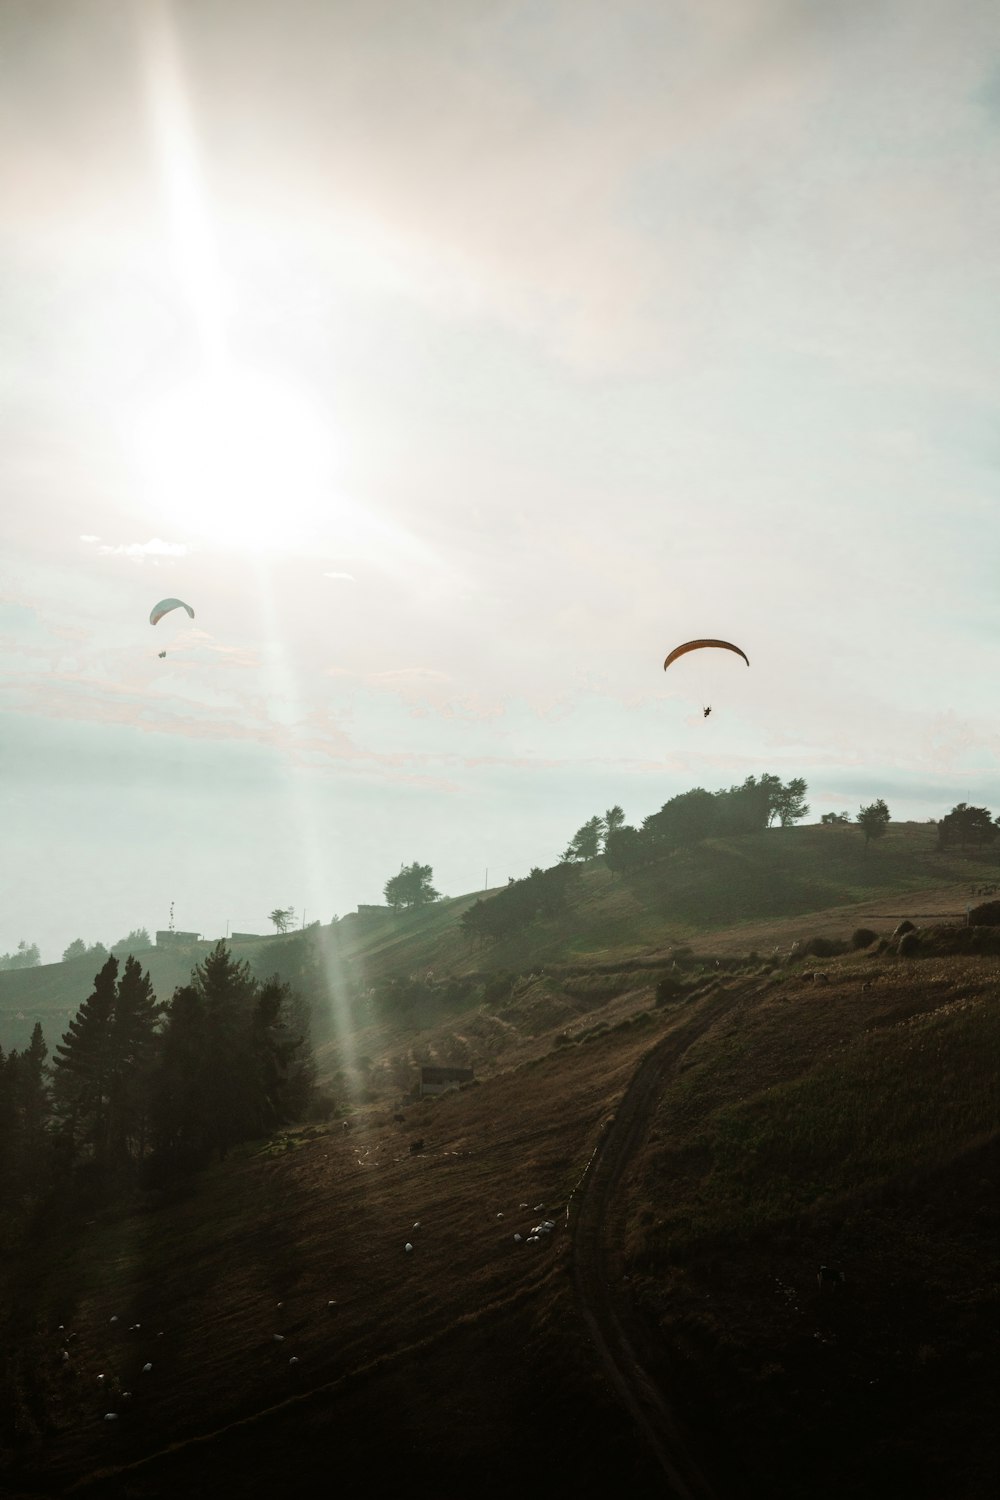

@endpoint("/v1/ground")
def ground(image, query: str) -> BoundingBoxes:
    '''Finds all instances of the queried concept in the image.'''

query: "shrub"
[802,935,848,959]
[892,920,916,939]
[483,970,516,1005]
[969,900,1000,927]
[897,931,920,958]
[851,927,878,950]
[655,973,685,1005]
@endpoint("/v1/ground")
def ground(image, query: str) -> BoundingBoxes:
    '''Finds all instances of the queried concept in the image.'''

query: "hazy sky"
[3,0,999,961]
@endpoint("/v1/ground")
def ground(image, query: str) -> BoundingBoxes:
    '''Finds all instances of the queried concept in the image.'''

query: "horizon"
[4,1,999,965]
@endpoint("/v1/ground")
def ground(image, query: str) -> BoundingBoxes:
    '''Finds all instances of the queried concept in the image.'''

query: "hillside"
[1,821,993,1056]
[2,926,997,1498]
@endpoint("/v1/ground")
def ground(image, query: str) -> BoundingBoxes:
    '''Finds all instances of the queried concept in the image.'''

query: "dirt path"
[570,982,752,1500]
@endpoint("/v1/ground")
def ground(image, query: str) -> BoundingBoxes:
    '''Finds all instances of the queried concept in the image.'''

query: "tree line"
[0,943,315,1219]
[576,774,811,875]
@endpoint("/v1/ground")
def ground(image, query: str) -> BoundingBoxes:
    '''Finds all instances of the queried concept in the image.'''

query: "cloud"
[323,571,356,581]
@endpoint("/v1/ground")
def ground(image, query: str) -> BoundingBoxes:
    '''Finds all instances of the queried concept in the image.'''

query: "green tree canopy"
[937,803,998,850]
[384,863,440,910]
[111,927,152,957]
[602,805,626,843]
[856,798,891,849]
[0,941,40,971]
[643,788,717,848]
[562,815,605,862]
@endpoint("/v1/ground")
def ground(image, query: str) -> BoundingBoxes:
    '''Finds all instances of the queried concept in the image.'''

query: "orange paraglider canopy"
[663,638,749,671]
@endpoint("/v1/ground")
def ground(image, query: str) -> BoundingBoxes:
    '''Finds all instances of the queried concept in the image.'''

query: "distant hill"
[2,821,995,1054]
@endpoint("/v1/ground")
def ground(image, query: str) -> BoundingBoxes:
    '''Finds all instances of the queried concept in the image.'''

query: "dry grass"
[2,902,998,1497]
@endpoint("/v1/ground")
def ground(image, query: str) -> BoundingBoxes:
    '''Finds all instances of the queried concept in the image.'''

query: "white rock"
[273,1334,285,1342]
[405,1242,414,1252]
[513,1234,522,1243]
[142,1363,152,1373]
[289,1356,299,1365]
[104,1412,118,1422]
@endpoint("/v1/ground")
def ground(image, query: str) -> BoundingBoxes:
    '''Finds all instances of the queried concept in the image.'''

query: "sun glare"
[131,365,339,552]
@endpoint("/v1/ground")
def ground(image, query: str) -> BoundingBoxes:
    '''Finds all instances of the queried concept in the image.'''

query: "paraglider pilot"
[703,706,712,719]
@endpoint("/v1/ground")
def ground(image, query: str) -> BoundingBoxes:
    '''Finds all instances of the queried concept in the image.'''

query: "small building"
[156,930,202,947]
[419,1065,474,1098]
[230,932,265,941]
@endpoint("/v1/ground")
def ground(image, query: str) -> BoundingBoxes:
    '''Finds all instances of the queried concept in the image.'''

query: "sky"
[3,0,999,962]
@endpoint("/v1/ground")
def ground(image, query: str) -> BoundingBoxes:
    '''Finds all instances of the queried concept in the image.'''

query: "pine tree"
[108,957,161,1165]
[150,984,212,1172]
[52,956,119,1167]
[195,943,259,1157]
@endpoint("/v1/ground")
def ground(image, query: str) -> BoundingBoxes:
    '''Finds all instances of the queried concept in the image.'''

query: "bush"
[969,900,1000,927]
[897,931,920,958]
[483,970,516,1005]
[802,935,848,959]
[655,973,686,1005]
[892,920,916,939]
[851,927,878,950]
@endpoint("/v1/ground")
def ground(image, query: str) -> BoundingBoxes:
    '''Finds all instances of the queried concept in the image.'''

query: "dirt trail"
[571,981,753,1500]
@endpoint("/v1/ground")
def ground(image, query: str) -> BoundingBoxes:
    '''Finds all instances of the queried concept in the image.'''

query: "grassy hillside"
[2,930,997,1498]
[2,821,992,1056]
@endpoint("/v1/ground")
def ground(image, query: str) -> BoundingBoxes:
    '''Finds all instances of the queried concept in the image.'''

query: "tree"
[856,799,891,850]
[107,955,162,1164]
[562,816,604,862]
[643,789,717,849]
[0,1023,51,1201]
[269,908,295,934]
[111,927,152,957]
[150,945,314,1171]
[603,825,644,875]
[821,811,851,826]
[459,862,579,945]
[383,863,439,910]
[52,954,161,1173]
[937,803,998,851]
[0,941,41,971]
[770,776,810,827]
[150,984,211,1171]
[602,806,626,847]
[52,956,119,1166]
[62,939,88,962]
